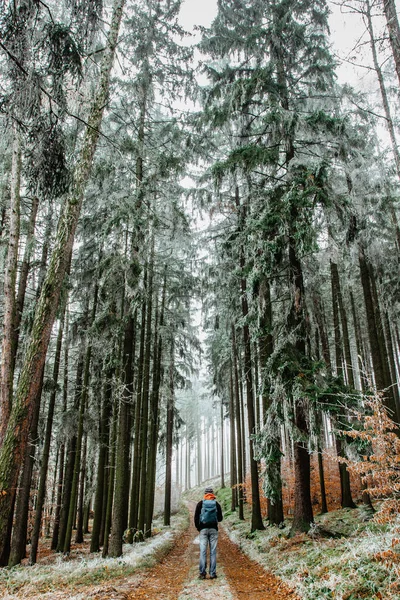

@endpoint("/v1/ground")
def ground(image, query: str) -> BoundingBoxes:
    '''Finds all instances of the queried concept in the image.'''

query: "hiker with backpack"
[194,486,223,580]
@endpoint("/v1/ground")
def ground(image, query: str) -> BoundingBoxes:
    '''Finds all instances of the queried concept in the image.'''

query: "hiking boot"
[199,573,206,580]
[210,574,217,579]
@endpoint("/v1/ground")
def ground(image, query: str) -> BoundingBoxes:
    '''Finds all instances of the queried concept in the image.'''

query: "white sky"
[179,0,218,31]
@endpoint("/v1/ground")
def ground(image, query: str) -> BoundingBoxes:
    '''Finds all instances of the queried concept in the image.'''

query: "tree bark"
[0,124,21,447]
[102,394,118,558]
[336,438,357,509]
[236,189,265,532]
[288,213,314,536]
[313,293,332,368]
[232,324,244,520]
[382,0,400,88]
[145,273,166,537]
[164,338,174,526]
[331,262,355,388]
[229,364,237,511]
[90,368,113,553]
[11,195,40,377]
[330,260,343,378]
[108,307,135,556]
[8,368,44,566]
[220,400,225,488]
[56,351,84,552]
[317,441,328,514]
[30,311,65,564]
[128,285,147,538]
[75,432,88,544]
[51,312,69,551]
[64,286,98,554]
[359,247,399,421]
[383,311,400,414]
[138,250,154,539]
[350,289,369,391]
[365,0,400,248]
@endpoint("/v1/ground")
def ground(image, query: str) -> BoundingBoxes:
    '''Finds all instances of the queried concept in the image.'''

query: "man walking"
[194,486,223,579]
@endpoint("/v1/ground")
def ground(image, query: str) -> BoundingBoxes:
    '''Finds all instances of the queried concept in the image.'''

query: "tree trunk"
[288,216,314,536]
[237,192,264,532]
[350,289,369,391]
[365,0,400,248]
[164,338,175,526]
[138,250,154,539]
[90,369,113,552]
[369,266,399,417]
[8,368,43,566]
[51,313,70,550]
[330,260,343,378]
[108,309,135,556]
[56,351,84,552]
[382,0,400,88]
[0,124,21,447]
[30,312,65,564]
[145,273,166,537]
[75,432,88,544]
[102,394,118,558]
[336,438,357,509]
[220,400,225,488]
[331,261,355,388]
[383,311,400,413]
[197,419,202,486]
[313,293,331,368]
[317,442,328,514]
[229,365,237,511]
[291,403,313,534]
[359,248,399,421]
[11,195,40,377]
[253,344,260,430]
[232,324,244,520]
[128,287,147,538]
[64,286,98,554]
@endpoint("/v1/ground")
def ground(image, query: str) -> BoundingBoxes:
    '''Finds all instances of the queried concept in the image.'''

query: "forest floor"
[1,486,400,599]
[123,501,298,600]
[0,501,297,600]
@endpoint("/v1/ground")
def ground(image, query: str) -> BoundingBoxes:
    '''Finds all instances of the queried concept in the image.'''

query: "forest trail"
[123,503,298,600]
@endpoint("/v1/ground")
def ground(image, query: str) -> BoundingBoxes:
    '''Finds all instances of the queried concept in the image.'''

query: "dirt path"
[125,505,299,600]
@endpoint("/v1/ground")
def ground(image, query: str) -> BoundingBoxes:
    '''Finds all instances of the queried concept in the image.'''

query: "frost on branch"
[341,391,400,523]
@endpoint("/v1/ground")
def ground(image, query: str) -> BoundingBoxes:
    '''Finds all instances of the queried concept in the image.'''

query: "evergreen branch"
[0,40,120,151]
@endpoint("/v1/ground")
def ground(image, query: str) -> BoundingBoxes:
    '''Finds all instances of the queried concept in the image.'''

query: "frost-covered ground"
[0,511,188,600]
[3,481,400,600]
[220,494,400,600]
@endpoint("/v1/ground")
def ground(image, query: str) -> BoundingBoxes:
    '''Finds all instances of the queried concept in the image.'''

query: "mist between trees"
[0,0,399,571]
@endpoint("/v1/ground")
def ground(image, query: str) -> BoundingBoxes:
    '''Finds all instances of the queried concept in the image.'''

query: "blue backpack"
[200,499,217,525]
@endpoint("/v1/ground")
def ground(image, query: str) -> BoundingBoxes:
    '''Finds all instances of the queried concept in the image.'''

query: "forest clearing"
[1,0,400,598]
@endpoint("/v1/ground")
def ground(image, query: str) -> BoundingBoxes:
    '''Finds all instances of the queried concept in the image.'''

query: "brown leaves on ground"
[126,524,194,599]
[123,504,299,600]
[219,527,299,599]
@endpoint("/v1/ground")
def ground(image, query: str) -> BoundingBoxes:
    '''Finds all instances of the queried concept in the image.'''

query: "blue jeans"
[199,528,219,577]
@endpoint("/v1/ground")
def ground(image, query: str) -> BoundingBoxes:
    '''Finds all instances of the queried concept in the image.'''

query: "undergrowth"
[0,510,189,599]
[222,501,400,600]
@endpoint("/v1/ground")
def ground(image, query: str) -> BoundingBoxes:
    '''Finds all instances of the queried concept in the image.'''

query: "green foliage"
[26,119,70,197]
